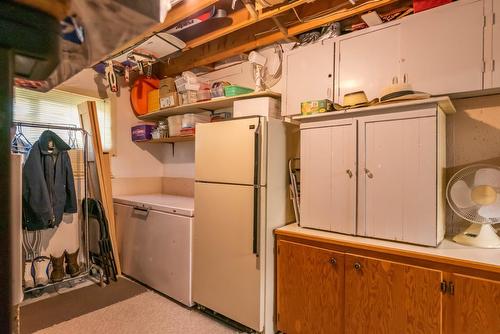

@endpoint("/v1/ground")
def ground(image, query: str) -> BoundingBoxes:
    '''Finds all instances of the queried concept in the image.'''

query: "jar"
[157,120,168,138]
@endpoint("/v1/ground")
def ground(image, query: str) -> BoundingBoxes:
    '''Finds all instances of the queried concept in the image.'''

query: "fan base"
[453,224,500,248]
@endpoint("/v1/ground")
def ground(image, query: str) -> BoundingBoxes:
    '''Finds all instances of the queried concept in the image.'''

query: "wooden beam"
[242,0,259,19]
[185,0,313,50]
[159,0,398,76]
[271,16,298,43]
[15,0,69,19]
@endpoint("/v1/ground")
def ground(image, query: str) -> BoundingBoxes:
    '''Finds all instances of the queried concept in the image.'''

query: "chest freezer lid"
[113,194,194,217]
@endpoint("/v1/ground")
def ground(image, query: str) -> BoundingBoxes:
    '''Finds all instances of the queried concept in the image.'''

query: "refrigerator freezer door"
[195,117,266,185]
[193,182,263,331]
[114,203,193,306]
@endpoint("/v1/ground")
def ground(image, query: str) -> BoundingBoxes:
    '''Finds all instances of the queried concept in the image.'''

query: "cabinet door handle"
[329,257,337,265]
[353,262,362,271]
[403,73,408,83]
[448,282,455,295]
[365,168,374,179]
[346,169,353,178]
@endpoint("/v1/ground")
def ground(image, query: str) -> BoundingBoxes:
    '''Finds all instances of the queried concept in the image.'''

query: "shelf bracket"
[169,142,176,156]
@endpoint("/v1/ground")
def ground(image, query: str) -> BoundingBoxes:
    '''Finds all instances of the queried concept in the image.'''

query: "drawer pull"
[353,262,362,271]
[329,257,337,265]
[346,169,353,178]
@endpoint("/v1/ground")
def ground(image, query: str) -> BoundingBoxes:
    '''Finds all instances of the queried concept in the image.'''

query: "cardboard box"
[160,77,176,93]
[301,99,333,115]
[160,92,179,108]
[147,89,160,113]
[233,97,280,119]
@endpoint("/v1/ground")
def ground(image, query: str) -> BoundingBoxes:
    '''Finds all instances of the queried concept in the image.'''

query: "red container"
[413,0,451,13]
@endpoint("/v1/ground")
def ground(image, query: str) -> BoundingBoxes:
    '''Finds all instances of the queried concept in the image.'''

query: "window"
[13,88,113,152]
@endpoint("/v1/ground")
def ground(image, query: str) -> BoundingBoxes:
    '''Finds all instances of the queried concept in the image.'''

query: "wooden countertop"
[275,223,500,274]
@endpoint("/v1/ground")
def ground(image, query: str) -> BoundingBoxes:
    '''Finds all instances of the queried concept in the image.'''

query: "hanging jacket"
[22,130,78,231]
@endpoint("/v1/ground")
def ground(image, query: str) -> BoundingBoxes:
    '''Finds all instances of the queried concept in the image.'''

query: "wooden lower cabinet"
[344,254,442,334]
[276,237,500,334]
[447,274,500,334]
[277,240,344,334]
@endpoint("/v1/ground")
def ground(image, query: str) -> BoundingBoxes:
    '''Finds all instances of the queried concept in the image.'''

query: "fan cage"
[446,164,500,225]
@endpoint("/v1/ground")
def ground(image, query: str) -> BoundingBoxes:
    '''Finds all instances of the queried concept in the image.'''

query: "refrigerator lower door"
[114,203,193,306]
[195,117,266,185]
[193,182,264,331]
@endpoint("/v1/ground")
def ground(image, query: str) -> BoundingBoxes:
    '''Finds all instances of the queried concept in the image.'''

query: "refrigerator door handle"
[252,119,262,257]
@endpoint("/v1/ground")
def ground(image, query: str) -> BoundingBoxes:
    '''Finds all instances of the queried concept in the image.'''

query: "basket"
[224,85,254,97]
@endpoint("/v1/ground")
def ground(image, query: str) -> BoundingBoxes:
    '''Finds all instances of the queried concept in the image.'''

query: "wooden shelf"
[144,136,195,143]
[138,90,281,121]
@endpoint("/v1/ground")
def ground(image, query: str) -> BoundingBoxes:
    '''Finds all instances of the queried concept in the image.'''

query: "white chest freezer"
[113,194,194,306]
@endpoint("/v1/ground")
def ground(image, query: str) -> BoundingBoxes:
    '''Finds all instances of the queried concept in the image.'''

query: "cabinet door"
[336,24,400,103]
[300,119,357,234]
[358,109,437,245]
[400,0,484,95]
[282,39,334,116]
[447,274,500,334]
[345,254,442,334]
[493,0,500,88]
[277,240,344,334]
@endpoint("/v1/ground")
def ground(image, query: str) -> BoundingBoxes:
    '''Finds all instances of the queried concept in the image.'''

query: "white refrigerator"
[193,116,291,333]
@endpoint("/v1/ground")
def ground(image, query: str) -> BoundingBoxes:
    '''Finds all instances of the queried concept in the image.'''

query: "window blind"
[13,88,113,152]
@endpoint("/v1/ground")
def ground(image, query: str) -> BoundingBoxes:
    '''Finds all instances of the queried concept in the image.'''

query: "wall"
[161,45,288,179]
[446,94,500,235]
[109,88,166,180]
[62,46,500,238]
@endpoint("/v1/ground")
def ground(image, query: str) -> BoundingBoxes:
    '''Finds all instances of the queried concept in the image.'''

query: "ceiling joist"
[157,0,398,77]
[184,0,314,50]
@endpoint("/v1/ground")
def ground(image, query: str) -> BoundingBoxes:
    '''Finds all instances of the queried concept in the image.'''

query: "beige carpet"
[35,291,241,334]
[21,278,148,333]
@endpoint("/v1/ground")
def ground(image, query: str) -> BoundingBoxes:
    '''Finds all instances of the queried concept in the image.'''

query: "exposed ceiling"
[102,0,409,78]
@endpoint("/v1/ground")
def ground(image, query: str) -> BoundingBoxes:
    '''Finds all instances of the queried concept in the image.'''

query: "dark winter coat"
[22,130,78,231]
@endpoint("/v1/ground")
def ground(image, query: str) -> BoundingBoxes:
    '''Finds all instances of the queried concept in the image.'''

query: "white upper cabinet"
[336,24,401,103]
[282,39,334,116]
[492,0,500,88]
[400,0,484,95]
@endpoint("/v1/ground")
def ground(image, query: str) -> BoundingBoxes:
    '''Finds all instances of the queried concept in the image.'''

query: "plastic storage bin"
[182,113,211,129]
[197,89,211,102]
[224,85,254,97]
[131,124,155,141]
[167,115,184,137]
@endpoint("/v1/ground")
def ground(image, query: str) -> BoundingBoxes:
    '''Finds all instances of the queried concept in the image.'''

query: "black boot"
[64,249,81,277]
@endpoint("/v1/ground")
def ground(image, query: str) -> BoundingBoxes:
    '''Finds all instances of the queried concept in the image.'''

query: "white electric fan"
[249,45,283,92]
[446,164,500,248]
